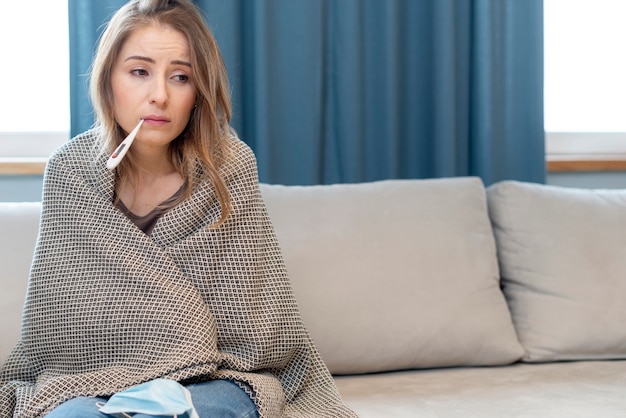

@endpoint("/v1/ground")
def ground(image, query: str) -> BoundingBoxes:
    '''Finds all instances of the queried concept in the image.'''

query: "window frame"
[546,133,626,172]
[3,0,626,176]
[0,132,67,175]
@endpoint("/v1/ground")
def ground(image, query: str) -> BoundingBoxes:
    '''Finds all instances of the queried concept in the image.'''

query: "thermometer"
[106,119,144,170]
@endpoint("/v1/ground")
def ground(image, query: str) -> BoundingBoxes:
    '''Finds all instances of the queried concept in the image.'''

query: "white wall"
[0,176,43,202]
[547,172,626,189]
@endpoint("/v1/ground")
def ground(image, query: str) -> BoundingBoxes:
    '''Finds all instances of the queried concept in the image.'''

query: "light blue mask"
[98,379,199,418]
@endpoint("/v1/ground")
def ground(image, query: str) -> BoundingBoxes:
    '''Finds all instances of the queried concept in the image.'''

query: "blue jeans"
[45,379,259,418]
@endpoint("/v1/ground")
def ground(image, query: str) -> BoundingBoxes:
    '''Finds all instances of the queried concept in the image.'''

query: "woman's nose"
[149,77,168,106]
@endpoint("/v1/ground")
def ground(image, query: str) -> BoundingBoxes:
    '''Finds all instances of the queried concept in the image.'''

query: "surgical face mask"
[97,378,199,418]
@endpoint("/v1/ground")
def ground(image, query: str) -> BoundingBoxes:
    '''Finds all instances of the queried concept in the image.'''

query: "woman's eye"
[172,74,190,83]
[130,68,149,77]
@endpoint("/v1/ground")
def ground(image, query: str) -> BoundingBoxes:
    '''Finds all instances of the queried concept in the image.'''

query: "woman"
[0,0,355,417]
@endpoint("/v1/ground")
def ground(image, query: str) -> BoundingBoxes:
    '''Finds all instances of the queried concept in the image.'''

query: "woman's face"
[111,23,196,150]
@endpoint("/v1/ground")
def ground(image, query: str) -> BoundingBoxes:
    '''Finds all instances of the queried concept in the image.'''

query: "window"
[0,0,69,159]
[544,0,626,170]
[2,1,623,170]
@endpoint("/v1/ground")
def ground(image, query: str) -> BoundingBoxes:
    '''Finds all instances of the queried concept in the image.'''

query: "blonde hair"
[90,0,232,226]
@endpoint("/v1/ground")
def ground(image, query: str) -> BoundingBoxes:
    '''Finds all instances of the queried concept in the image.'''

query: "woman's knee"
[186,379,259,418]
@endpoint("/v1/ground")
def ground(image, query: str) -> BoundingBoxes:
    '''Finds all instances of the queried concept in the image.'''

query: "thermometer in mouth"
[106,119,144,170]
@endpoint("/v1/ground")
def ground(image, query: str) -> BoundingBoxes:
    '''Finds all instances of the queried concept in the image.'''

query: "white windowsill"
[546,132,626,172]
[0,132,67,175]
[2,132,626,175]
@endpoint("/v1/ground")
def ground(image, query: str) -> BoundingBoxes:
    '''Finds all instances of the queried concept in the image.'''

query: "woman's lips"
[142,115,170,125]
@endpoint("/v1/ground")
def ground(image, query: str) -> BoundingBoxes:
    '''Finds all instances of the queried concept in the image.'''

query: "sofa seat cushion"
[335,360,626,417]
[487,181,626,362]
[261,177,523,374]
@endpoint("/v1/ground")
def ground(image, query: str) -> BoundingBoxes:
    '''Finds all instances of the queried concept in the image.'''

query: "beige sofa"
[3,177,626,417]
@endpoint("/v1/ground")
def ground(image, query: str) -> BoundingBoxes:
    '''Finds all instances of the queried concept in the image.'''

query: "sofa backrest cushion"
[261,177,523,374]
[487,181,626,362]
[0,202,41,364]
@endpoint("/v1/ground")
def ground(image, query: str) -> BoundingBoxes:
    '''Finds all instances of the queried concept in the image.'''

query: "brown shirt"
[115,187,183,235]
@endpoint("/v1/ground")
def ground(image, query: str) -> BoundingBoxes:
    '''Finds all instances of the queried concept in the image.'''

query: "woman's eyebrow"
[124,55,191,67]
[171,59,192,67]
[125,55,155,63]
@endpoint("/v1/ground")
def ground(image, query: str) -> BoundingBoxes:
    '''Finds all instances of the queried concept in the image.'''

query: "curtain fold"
[69,0,545,185]
[68,0,128,137]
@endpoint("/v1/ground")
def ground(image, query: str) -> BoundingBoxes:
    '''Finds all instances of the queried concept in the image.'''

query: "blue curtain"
[69,0,545,185]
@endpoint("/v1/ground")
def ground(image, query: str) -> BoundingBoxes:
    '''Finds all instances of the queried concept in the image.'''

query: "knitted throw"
[0,131,355,418]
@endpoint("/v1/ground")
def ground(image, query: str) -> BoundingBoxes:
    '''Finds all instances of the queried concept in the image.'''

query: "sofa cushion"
[261,177,523,374]
[0,202,41,364]
[487,181,626,362]
[335,360,626,417]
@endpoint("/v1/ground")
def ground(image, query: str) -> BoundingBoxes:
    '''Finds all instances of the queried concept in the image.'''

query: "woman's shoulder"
[229,133,255,159]
[46,129,104,171]
[222,133,258,174]
[208,133,260,198]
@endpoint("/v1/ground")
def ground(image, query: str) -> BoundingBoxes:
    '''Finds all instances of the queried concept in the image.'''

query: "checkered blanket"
[0,130,355,418]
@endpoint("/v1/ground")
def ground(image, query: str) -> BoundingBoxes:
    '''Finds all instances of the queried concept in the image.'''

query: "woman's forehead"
[119,24,190,62]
